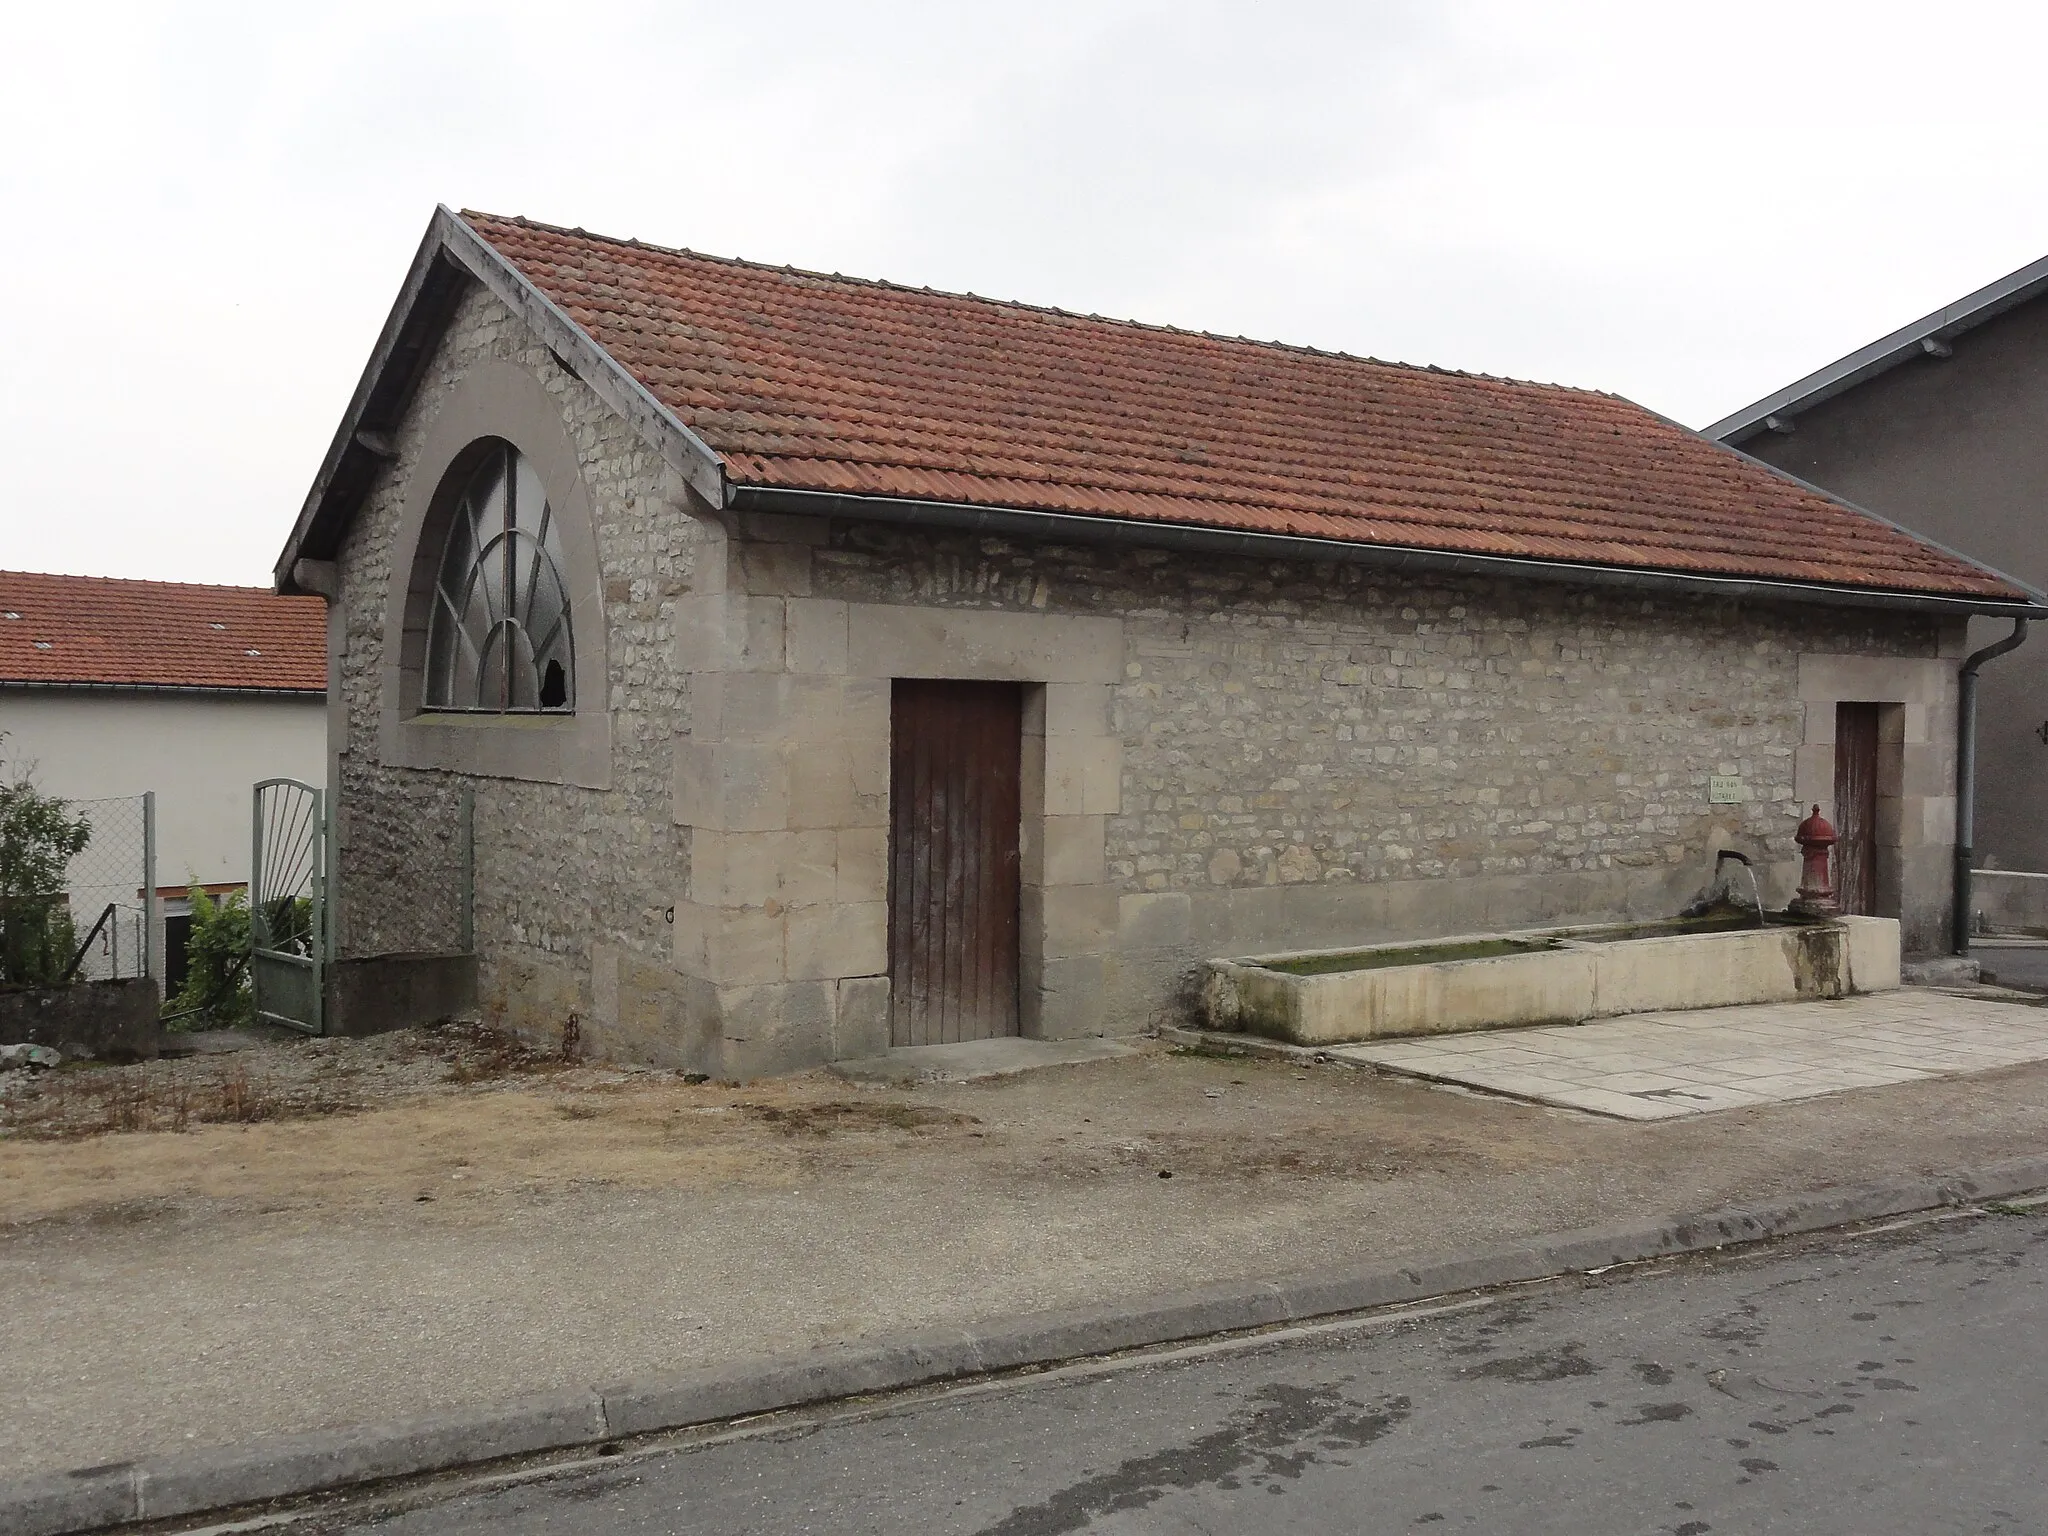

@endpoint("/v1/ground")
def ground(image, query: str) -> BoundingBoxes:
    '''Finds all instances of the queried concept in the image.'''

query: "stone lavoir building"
[274,207,2043,1074]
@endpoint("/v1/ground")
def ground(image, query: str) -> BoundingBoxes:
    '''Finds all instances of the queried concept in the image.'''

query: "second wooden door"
[1834,701,1880,916]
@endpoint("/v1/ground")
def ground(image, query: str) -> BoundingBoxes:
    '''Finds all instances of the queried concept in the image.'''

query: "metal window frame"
[421,440,577,716]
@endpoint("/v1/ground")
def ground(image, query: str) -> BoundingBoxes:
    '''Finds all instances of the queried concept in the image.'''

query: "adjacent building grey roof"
[1706,251,2048,446]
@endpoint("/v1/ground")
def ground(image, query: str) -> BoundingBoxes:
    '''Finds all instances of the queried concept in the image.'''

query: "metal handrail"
[61,902,118,982]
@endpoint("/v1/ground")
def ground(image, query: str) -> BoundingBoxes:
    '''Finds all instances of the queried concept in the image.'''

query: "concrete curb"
[1155,1022,1346,1065]
[10,1151,2048,1535]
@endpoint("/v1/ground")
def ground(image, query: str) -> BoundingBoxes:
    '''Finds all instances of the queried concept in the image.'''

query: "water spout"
[1715,849,1768,929]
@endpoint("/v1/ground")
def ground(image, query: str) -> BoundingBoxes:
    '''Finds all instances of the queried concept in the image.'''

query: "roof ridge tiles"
[0,568,278,595]
[461,210,1603,398]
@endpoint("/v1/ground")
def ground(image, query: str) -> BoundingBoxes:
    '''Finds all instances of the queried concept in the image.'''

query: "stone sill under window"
[384,708,611,790]
[411,711,578,727]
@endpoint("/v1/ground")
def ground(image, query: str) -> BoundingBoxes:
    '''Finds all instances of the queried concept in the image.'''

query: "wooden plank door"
[888,681,1023,1046]
[1834,701,1880,916]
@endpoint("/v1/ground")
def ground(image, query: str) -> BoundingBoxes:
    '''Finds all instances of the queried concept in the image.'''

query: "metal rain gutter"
[726,485,2048,621]
[1953,617,2031,956]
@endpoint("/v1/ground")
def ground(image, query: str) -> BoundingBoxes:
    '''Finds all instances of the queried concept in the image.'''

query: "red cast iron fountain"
[1789,804,1840,919]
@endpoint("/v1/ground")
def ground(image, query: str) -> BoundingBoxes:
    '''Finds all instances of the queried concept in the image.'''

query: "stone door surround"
[1795,652,1954,935]
[672,560,1125,1046]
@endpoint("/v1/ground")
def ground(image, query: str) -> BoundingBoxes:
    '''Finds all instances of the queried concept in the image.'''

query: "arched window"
[423,440,575,712]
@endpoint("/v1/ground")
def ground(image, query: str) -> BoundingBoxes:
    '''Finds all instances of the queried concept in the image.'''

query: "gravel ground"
[4,1011,2048,1482]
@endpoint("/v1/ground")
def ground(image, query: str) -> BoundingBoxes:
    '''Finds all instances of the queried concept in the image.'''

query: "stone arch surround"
[377,356,612,788]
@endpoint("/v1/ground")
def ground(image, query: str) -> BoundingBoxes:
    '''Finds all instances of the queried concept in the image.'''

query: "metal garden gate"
[251,778,328,1034]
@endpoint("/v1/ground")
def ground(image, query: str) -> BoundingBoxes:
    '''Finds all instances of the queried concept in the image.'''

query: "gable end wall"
[333,284,718,1066]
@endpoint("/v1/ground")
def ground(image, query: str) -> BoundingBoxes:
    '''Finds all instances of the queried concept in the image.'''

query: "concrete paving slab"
[1564,1087,1699,1119]
[1584,1071,1706,1094]
[826,1037,1137,1085]
[1335,991,2048,1120]
[1564,1053,1687,1074]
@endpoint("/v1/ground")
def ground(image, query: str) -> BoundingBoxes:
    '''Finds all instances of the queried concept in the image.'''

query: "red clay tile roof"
[464,213,2027,603]
[0,572,325,692]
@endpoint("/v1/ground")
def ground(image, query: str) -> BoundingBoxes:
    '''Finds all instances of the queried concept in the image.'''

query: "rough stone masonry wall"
[333,285,710,1063]
[327,279,1963,1071]
[786,520,1956,1034]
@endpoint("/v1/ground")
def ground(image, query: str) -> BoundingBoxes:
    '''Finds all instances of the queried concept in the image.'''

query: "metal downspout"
[1953,617,2030,954]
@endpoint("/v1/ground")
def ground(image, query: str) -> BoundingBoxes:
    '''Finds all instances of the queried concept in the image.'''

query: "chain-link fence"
[56,794,157,983]
[0,792,156,987]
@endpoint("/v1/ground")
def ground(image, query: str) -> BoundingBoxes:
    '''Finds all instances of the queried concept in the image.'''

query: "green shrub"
[168,885,253,1028]
[0,749,92,987]
[258,894,314,956]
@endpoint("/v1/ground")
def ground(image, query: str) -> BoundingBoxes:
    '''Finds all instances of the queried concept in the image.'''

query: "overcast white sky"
[4,0,2047,586]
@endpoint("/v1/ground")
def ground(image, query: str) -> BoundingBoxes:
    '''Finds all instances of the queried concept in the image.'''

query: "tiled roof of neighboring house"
[0,571,325,693]
[459,212,2030,603]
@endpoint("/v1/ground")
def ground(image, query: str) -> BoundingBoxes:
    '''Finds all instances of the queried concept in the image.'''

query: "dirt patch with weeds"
[2,1061,362,1141]
[0,1026,1555,1229]
[40,1018,2020,1235]
[1087,1126,1478,1182]
[0,1021,569,1143]
[0,1025,1024,1227]
[739,1100,980,1136]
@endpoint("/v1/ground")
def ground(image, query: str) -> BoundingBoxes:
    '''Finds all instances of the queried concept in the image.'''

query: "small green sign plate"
[1709,775,1744,804]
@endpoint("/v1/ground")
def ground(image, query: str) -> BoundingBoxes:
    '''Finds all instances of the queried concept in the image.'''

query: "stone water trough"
[1200,913,1901,1046]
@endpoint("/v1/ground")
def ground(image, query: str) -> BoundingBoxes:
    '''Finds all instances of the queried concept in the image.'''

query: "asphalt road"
[302,1208,2048,1535]
[1979,944,2048,992]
